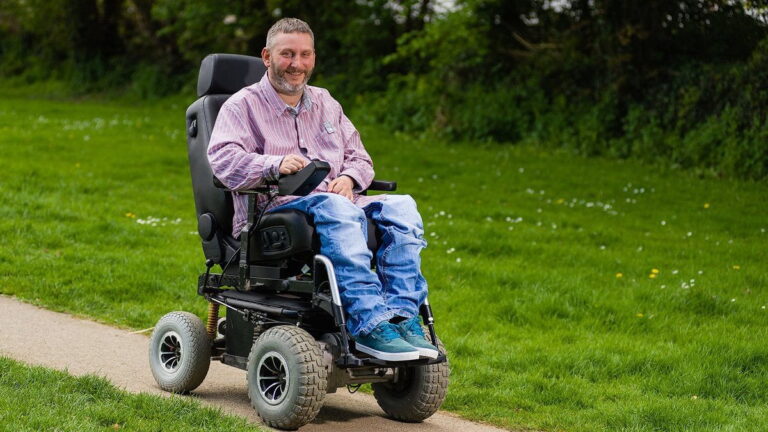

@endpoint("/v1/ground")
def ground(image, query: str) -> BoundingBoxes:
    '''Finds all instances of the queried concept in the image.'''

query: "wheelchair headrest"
[197,53,267,97]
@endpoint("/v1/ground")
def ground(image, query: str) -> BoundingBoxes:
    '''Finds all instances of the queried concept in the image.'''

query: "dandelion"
[125,212,136,218]
[555,198,564,204]
[616,273,623,279]
[636,313,644,318]
[703,203,710,209]
[732,265,741,270]
[691,395,698,400]
[649,273,657,279]
[651,269,660,274]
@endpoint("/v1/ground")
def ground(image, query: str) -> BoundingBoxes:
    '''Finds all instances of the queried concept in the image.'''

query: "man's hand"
[328,175,355,200]
[279,154,309,175]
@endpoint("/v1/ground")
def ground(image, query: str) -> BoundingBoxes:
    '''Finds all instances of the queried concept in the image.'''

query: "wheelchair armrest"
[365,180,397,193]
[213,159,330,195]
[212,176,276,193]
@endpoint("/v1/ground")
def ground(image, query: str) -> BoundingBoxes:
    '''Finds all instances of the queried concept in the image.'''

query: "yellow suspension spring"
[206,302,219,338]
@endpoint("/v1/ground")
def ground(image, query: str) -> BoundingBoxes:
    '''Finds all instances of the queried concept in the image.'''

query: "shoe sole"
[415,347,439,359]
[355,343,420,361]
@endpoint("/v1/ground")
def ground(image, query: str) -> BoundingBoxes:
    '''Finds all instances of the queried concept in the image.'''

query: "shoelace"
[373,322,402,342]
[401,317,424,337]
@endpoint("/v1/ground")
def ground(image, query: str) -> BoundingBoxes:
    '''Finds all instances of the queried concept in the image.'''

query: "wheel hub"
[257,352,290,405]
[158,331,183,373]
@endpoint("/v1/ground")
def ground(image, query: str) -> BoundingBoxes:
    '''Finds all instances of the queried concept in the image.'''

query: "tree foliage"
[0,0,766,178]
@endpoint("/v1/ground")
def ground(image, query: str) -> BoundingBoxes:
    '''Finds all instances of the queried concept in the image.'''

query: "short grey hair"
[265,18,314,50]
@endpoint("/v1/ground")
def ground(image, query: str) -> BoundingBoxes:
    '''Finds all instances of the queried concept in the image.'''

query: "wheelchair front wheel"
[372,336,449,422]
[148,311,211,393]
[247,325,327,430]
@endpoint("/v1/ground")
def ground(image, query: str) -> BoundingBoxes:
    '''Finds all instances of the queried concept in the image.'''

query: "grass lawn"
[0,91,766,431]
[0,356,263,431]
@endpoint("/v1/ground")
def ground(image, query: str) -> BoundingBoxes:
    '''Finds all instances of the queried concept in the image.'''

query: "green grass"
[0,356,263,431]
[0,92,766,431]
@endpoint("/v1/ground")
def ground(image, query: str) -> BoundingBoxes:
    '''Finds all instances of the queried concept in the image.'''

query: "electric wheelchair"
[147,54,449,430]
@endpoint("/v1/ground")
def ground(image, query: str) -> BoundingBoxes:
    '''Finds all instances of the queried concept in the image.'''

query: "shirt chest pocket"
[313,128,343,164]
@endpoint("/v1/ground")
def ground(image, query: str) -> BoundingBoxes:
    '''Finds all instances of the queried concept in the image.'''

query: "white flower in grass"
[731,298,736,302]
[518,167,525,173]
[672,270,679,275]
[455,257,462,263]
[599,245,606,250]
[660,220,666,226]
[446,248,455,254]
[687,232,693,237]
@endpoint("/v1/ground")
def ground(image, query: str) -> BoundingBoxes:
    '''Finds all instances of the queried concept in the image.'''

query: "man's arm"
[336,110,374,193]
[207,103,286,190]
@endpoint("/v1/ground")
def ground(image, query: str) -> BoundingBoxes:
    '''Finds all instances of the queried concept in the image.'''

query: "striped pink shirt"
[208,72,383,236]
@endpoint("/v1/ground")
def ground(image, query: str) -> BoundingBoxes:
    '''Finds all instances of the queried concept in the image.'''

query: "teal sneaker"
[355,321,420,361]
[397,316,439,359]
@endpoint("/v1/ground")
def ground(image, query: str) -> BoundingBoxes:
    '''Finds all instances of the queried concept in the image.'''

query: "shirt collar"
[258,72,313,117]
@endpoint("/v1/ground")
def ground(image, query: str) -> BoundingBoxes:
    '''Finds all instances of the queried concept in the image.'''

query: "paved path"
[0,295,510,432]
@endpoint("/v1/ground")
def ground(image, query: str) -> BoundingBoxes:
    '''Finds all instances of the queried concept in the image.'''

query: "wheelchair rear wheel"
[372,336,449,422]
[148,311,211,393]
[247,325,327,430]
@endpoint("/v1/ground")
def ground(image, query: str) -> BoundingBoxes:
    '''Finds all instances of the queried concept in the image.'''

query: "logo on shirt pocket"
[322,120,336,134]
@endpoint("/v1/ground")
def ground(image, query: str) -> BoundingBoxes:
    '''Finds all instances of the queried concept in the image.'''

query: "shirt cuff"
[262,155,285,182]
[339,169,365,193]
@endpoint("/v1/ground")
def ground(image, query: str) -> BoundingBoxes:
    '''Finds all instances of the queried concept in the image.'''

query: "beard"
[269,61,313,96]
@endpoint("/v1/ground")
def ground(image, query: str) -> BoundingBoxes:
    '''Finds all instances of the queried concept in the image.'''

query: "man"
[208,18,436,361]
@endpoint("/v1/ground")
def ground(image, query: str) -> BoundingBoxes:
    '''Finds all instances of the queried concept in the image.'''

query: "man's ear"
[261,47,270,67]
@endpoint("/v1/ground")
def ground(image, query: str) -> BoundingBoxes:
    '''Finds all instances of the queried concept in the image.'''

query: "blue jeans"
[270,193,428,336]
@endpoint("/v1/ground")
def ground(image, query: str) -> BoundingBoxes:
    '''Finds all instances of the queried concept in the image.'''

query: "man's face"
[262,32,315,96]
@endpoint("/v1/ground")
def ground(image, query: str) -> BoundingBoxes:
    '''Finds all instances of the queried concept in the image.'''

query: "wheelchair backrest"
[185,53,267,263]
